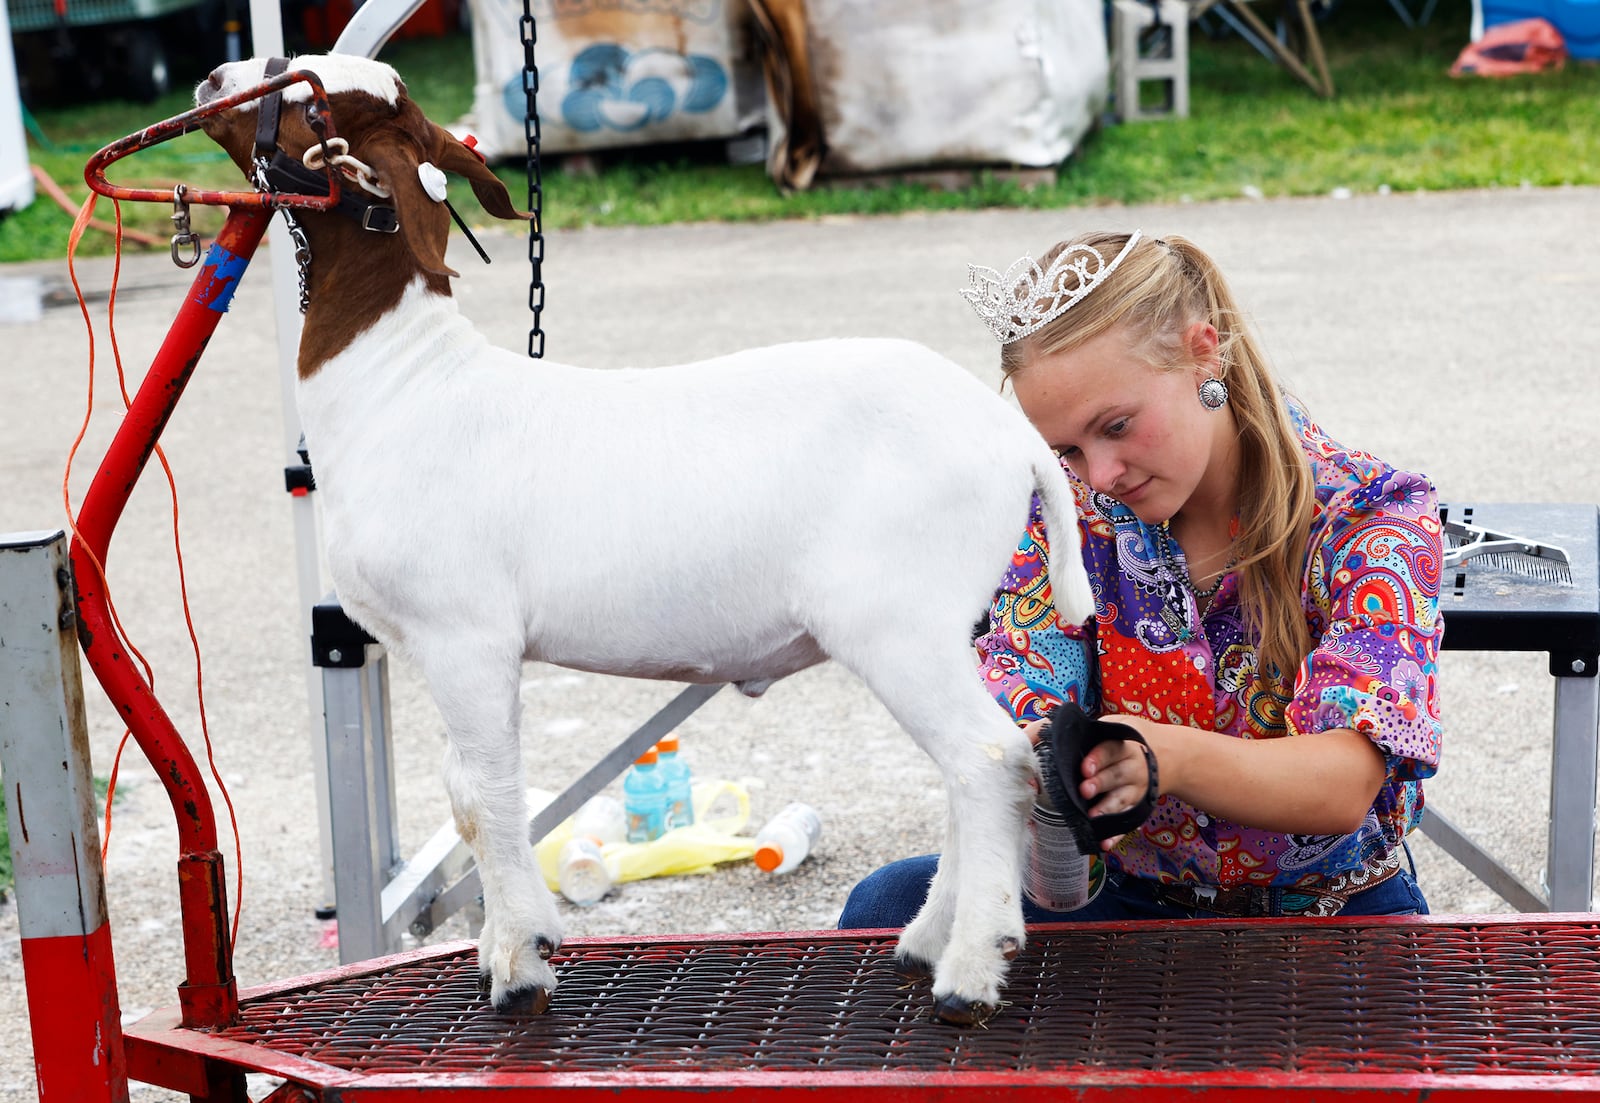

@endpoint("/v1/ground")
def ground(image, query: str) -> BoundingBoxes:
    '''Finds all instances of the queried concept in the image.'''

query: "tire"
[120,26,172,103]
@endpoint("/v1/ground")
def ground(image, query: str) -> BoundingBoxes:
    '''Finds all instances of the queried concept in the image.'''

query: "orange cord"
[30,164,167,248]
[63,191,246,949]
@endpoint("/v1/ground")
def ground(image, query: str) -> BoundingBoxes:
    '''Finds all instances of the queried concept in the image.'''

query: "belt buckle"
[362,205,399,233]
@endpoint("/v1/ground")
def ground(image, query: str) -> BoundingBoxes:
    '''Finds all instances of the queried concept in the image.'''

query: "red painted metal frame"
[68,205,271,1034]
[23,923,129,1102]
[118,921,1600,1101]
[83,67,342,210]
[67,67,347,1036]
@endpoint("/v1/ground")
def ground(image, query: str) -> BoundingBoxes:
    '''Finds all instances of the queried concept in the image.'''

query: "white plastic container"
[572,793,627,845]
[753,802,822,874]
[557,836,613,906]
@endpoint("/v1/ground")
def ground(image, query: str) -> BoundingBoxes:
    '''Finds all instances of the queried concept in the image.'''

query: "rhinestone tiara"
[959,230,1143,344]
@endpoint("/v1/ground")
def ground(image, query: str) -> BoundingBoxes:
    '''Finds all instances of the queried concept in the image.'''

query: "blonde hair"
[1001,231,1315,697]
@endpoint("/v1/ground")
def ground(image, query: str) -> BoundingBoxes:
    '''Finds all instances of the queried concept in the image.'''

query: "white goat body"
[302,286,1085,685]
[197,54,1095,1023]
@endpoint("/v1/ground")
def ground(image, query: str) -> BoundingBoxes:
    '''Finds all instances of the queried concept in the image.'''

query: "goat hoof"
[494,982,553,1016]
[477,971,493,998]
[933,993,997,1027]
[536,936,558,961]
[998,936,1022,961]
[892,954,934,983]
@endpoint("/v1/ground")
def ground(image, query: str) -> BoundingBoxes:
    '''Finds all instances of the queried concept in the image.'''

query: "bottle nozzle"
[753,842,784,872]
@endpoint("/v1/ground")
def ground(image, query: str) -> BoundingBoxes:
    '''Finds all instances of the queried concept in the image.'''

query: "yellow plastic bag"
[535,778,754,890]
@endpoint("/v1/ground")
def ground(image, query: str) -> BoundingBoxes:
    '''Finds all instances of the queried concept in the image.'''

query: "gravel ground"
[2,185,1598,1100]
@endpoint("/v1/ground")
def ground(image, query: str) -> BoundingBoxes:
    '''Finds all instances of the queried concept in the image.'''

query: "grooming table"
[121,918,1600,1098]
[1431,502,1600,911]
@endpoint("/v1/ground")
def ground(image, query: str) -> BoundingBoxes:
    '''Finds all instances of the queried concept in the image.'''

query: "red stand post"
[67,205,272,1034]
[1,531,129,1103]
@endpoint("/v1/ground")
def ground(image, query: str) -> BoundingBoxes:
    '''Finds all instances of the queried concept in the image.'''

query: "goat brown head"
[195,54,529,281]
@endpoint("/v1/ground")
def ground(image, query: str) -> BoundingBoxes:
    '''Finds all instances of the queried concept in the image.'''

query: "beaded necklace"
[1155,519,1239,635]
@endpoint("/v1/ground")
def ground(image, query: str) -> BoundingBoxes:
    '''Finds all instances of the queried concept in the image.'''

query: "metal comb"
[1443,520,1573,585]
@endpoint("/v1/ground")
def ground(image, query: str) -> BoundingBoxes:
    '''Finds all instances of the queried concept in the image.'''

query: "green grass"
[2,0,1596,263]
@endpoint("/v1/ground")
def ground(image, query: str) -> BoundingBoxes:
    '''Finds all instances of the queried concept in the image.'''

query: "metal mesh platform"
[124,915,1600,1097]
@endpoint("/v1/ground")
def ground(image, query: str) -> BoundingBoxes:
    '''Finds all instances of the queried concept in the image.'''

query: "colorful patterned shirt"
[976,403,1444,889]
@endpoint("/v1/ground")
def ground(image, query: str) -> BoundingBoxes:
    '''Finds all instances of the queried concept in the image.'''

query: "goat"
[195,53,1095,1025]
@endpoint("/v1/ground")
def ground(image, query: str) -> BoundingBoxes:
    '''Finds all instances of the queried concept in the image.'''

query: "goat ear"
[430,126,532,223]
[365,133,459,278]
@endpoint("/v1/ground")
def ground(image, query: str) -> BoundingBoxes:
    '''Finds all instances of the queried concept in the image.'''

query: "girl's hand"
[1023,713,1161,852]
[1081,717,1160,851]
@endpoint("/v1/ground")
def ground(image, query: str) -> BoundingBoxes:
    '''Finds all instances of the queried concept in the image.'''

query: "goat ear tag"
[417,162,448,203]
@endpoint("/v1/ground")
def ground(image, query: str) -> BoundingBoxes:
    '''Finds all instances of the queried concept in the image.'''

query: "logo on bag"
[536,0,720,21]
[506,42,729,133]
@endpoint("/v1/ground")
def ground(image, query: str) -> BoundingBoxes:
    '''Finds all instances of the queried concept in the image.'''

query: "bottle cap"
[658,735,680,754]
[634,749,658,765]
[753,842,784,871]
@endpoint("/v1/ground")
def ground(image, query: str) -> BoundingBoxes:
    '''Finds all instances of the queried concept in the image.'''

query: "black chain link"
[519,4,546,359]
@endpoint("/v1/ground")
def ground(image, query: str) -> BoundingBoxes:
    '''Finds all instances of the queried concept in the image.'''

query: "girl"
[842,230,1441,923]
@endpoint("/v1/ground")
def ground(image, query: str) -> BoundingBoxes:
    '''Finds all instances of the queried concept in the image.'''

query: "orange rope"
[63,191,246,948]
[62,192,147,866]
[30,164,167,249]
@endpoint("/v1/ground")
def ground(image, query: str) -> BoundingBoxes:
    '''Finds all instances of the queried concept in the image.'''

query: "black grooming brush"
[1037,702,1161,856]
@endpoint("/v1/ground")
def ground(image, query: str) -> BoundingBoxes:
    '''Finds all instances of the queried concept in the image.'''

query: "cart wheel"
[122,27,172,103]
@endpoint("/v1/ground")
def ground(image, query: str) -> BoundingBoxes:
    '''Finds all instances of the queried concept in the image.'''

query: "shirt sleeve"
[1285,470,1444,782]
[974,494,1100,725]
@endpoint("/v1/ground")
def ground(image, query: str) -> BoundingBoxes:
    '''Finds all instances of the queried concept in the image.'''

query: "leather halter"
[253,56,399,234]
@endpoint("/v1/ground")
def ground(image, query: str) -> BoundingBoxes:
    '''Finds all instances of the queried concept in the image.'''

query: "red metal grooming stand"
[7,78,1600,1103]
[68,68,343,1040]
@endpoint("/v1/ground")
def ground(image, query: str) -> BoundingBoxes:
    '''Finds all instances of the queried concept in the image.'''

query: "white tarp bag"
[464,0,768,159]
[752,0,1109,190]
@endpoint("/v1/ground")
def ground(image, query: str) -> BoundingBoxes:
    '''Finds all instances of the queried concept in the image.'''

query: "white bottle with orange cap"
[752,802,822,874]
[556,835,613,906]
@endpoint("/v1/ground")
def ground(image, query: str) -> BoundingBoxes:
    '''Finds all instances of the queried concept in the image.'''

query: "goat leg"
[428,647,565,1013]
[844,645,1035,1023]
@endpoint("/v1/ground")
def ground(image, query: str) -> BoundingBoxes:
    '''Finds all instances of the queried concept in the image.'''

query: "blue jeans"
[838,852,1430,928]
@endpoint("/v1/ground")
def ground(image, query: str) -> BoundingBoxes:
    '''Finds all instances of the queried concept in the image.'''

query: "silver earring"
[1198,377,1229,410]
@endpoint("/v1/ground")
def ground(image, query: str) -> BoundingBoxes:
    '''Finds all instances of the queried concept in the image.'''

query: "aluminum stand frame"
[1426,501,1600,913]
[312,594,726,961]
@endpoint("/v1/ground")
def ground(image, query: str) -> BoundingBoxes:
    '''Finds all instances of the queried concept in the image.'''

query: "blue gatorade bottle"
[656,734,695,830]
[623,748,669,843]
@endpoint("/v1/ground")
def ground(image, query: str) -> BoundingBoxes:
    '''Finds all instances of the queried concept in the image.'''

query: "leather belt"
[1148,850,1403,918]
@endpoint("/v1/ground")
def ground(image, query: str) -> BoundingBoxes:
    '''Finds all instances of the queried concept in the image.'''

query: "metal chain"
[519,0,546,359]
[284,215,314,314]
[251,155,314,313]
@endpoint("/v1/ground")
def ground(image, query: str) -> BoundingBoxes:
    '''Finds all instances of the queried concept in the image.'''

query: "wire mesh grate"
[214,921,1600,1077]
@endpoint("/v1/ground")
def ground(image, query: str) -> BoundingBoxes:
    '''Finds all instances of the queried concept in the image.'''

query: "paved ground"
[1,184,1597,1100]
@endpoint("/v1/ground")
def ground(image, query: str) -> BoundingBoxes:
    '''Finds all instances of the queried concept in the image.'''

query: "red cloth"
[1451,17,1568,76]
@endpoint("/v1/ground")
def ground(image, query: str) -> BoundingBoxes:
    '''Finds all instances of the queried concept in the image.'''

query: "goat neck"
[294,198,451,380]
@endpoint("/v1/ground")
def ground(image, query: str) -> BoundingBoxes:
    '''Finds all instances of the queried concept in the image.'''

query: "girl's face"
[1010,323,1224,525]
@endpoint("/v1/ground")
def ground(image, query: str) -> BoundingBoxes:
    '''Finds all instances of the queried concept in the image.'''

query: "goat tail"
[1031,451,1097,629]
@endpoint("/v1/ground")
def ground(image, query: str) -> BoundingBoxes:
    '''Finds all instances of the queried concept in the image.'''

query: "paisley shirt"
[976,404,1444,889]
